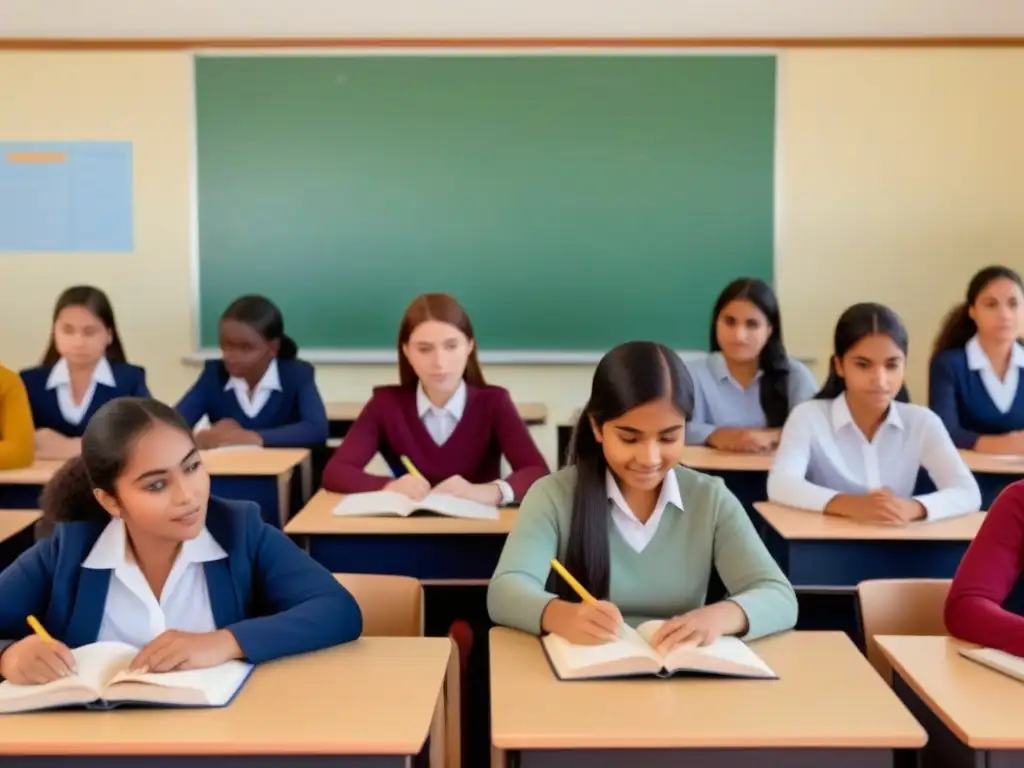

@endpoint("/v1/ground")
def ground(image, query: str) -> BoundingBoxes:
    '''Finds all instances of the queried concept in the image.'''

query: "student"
[929,266,1024,453]
[176,295,328,449]
[20,286,149,460]
[487,341,796,649]
[945,480,1024,655]
[0,397,361,685]
[767,303,981,523]
[686,278,818,451]
[0,363,34,469]
[322,293,548,504]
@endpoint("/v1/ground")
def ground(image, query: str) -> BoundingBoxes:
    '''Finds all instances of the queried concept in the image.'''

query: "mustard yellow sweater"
[0,364,34,469]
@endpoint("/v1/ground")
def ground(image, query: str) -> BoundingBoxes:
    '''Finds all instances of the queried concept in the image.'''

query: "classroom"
[2,1,1024,766]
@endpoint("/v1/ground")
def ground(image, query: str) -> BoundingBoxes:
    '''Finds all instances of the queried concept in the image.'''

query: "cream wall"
[1,49,1022,466]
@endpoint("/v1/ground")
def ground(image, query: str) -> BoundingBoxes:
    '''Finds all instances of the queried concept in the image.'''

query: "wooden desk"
[878,635,1024,767]
[960,449,1024,509]
[0,509,41,570]
[328,399,548,439]
[0,637,450,767]
[286,489,516,583]
[755,502,984,588]
[0,451,312,530]
[490,628,924,767]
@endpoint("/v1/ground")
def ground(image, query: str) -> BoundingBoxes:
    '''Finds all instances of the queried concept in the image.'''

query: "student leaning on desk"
[487,341,797,652]
[0,397,360,686]
[767,302,981,524]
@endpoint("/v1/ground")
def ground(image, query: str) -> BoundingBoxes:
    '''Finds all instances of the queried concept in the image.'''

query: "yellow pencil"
[549,559,598,605]
[400,455,425,480]
[26,615,54,644]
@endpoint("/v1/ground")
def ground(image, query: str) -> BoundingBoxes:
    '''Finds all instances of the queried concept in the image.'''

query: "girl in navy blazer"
[930,266,1024,454]
[21,286,149,460]
[0,397,361,685]
[176,295,328,449]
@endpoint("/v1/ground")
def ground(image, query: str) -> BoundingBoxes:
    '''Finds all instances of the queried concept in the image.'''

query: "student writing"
[0,363,34,470]
[686,278,817,451]
[322,293,548,504]
[930,266,1024,454]
[767,303,981,523]
[487,341,796,650]
[176,295,328,448]
[0,397,361,685]
[945,480,1024,656]
[20,286,149,460]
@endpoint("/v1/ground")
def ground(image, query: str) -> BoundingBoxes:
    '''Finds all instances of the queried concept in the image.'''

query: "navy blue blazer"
[20,362,150,438]
[0,498,362,664]
[176,360,329,448]
[929,348,1024,449]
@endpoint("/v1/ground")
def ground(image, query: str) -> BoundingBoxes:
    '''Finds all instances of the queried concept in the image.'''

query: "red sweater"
[322,384,549,501]
[946,480,1024,655]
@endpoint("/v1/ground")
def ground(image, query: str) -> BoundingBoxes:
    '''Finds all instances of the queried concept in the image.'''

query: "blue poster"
[0,141,134,253]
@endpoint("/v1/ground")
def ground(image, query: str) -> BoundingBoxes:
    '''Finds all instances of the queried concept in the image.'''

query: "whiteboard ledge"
[182,349,815,366]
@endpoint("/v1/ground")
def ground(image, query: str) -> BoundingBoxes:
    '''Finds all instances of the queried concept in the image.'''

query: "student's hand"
[34,429,81,460]
[825,491,923,525]
[129,629,243,674]
[649,601,747,654]
[194,429,221,450]
[432,476,503,505]
[384,473,431,500]
[0,636,77,685]
[872,489,926,523]
[218,429,264,447]
[540,599,624,645]
[707,428,777,454]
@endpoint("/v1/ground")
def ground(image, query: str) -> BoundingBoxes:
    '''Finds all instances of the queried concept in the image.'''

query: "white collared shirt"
[966,335,1024,415]
[82,518,227,648]
[607,469,683,553]
[767,394,981,520]
[223,358,282,419]
[416,381,514,504]
[46,357,115,426]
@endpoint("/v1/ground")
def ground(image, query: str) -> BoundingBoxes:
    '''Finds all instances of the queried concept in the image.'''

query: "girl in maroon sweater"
[945,480,1024,655]
[322,293,549,503]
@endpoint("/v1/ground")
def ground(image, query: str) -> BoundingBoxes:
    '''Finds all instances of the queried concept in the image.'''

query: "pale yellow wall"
[2,49,1023,466]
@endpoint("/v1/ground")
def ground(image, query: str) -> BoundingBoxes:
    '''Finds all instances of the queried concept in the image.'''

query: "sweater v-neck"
[401,384,477,457]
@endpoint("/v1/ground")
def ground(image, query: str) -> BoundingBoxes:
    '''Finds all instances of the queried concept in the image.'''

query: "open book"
[959,646,1024,683]
[542,620,777,681]
[332,490,499,520]
[0,642,254,714]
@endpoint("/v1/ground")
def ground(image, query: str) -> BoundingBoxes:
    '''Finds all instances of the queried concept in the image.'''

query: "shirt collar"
[707,352,762,385]
[416,380,467,420]
[830,392,903,434]
[223,358,282,394]
[82,517,227,570]
[605,468,683,521]
[46,357,115,390]
[966,335,1024,372]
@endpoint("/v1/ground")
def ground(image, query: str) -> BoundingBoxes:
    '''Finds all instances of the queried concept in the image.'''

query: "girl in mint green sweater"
[487,341,797,654]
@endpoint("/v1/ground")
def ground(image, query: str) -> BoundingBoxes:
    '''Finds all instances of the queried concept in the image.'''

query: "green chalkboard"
[195,54,776,354]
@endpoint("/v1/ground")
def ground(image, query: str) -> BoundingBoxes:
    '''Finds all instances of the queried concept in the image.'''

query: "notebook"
[542,620,777,681]
[332,490,499,520]
[0,641,254,714]
[959,646,1024,683]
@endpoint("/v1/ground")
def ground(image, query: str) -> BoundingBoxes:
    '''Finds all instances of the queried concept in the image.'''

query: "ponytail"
[278,333,299,361]
[931,303,974,360]
[758,341,791,428]
[38,456,108,533]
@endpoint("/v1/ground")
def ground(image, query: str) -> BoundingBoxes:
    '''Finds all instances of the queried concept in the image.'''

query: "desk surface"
[754,502,986,541]
[490,628,925,750]
[959,450,1024,475]
[678,446,774,472]
[0,449,309,486]
[327,400,548,425]
[0,509,41,542]
[877,635,1024,750]
[0,637,449,756]
[285,489,518,535]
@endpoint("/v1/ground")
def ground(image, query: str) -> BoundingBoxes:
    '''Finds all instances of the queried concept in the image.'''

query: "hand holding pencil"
[543,559,626,645]
[0,616,77,686]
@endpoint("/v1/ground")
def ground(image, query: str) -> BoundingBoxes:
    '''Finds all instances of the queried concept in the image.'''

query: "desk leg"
[515,748,892,767]
[491,746,507,768]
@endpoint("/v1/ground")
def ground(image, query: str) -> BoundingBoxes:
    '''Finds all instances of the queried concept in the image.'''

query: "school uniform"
[929,337,1024,449]
[321,381,548,503]
[767,394,981,520]
[487,465,797,637]
[20,358,150,438]
[0,497,362,662]
[176,359,329,448]
[0,364,34,469]
[686,352,819,445]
